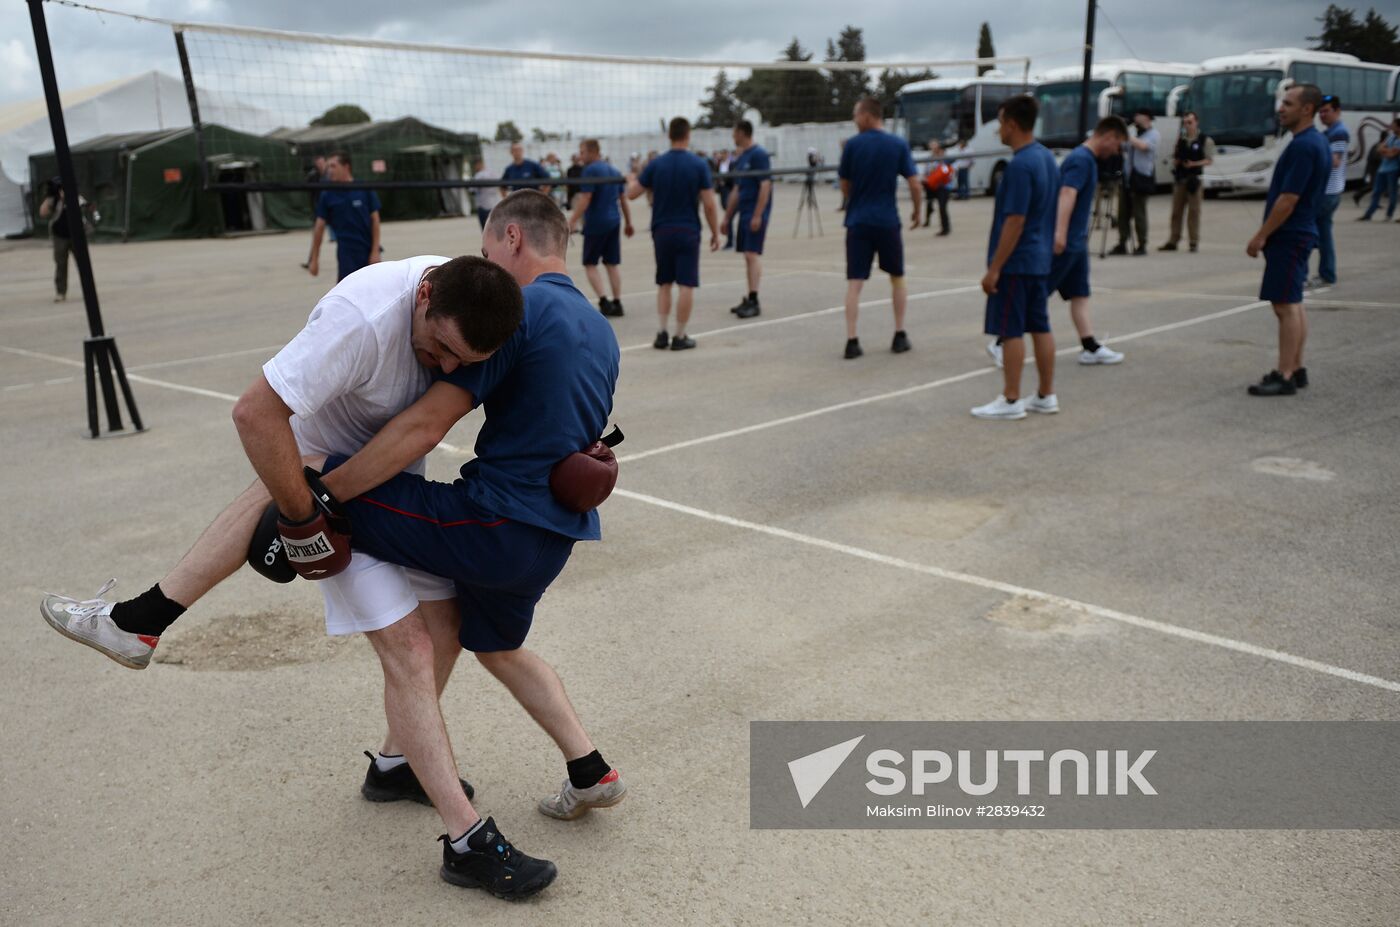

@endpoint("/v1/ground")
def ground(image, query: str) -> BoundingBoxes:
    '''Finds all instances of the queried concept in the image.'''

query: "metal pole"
[1078,0,1097,141]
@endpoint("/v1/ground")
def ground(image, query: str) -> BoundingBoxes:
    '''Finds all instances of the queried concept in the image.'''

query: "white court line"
[128,344,284,372]
[619,284,982,353]
[617,297,1272,464]
[613,270,803,303]
[0,343,241,402]
[613,487,1400,694]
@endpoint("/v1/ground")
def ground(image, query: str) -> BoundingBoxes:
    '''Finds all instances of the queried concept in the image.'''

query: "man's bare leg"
[1068,296,1094,340]
[476,648,594,760]
[583,264,607,301]
[1001,336,1026,401]
[890,275,908,332]
[382,597,461,757]
[745,252,762,293]
[606,264,623,301]
[1274,302,1305,377]
[675,285,695,336]
[845,279,864,339]
[1293,305,1308,372]
[1031,331,1056,396]
[159,480,270,607]
[656,283,673,333]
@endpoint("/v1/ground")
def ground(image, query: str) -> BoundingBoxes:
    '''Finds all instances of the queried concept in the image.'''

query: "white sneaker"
[985,339,1004,368]
[1078,345,1124,365]
[538,769,627,820]
[39,580,157,670]
[970,395,1026,420]
[1025,393,1060,414]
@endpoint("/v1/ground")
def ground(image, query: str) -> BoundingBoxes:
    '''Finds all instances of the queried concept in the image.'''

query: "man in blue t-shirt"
[1246,84,1330,397]
[626,116,720,352]
[972,94,1060,421]
[502,142,551,194]
[721,119,773,319]
[308,151,381,282]
[567,138,634,319]
[838,96,922,359]
[1047,116,1130,367]
[1313,95,1349,286]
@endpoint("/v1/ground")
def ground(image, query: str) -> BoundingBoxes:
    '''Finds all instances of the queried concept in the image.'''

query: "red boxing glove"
[277,468,353,580]
[550,426,623,513]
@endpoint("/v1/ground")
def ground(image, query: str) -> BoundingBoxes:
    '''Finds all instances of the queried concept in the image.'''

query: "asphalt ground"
[3,182,1398,925]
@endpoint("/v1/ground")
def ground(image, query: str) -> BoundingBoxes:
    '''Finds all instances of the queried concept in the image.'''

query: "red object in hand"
[924,163,953,191]
[550,426,623,513]
[277,468,353,580]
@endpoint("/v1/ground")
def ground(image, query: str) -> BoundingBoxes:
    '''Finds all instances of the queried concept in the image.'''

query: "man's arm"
[620,191,634,235]
[982,215,1026,294]
[38,196,54,219]
[700,188,721,251]
[231,376,316,521]
[751,179,772,230]
[905,175,924,230]
[722,185,738,225]
[1053,186,1078,254]
[1247,193,1298,257]
[568,191,593,233]
[319,380,477,501]
[367,212,381,264]
[840,178,851,199]
[307,218,327,276]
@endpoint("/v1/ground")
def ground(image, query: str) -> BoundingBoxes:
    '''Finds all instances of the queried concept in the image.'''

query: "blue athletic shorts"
[652,226,700,287]
[736,211,768,255]
[323,456,575,652]
[984,274,1050,339]
[582,225,621,266]
[845,224,904,280]
[1259,234,1315,304]
[336,244,371,282]
[1047,250,1091,301]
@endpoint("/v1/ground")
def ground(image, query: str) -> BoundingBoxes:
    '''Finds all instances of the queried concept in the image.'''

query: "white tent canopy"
[0,71,278,237]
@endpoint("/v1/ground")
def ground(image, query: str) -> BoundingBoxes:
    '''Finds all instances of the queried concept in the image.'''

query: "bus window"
[1119,72,1153,114]
[980,84,1016,124]
[1151,74,1181,113]
[960,86,979,140]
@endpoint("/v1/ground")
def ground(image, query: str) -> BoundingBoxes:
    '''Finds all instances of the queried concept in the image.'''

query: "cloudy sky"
[1,0,1330,113]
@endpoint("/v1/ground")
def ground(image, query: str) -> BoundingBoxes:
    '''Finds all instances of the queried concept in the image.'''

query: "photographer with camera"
[1109,109,1159,256]
[1159,112,1215,253]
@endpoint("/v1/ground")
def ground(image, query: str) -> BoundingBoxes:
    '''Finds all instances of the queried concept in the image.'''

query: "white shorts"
[320,552,455,636]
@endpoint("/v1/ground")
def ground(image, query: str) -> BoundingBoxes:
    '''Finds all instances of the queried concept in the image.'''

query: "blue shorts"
[984,274,1050,339]
[652,227,700,287]
[336,243,371,281]
[323,456,575,652]
[736,211,768,255]
[582,225,621,266]
[1259,234,1315,304]
[845,224,904,280]
[1047,250,1090,300]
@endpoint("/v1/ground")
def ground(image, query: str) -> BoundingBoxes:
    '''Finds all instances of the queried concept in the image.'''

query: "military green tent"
[269,117,480,222]
[30,124,310,241]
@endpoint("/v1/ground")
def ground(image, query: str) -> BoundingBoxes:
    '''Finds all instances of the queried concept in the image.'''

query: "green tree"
[977,23,996,76]
[1309,4,1400,63]
[734,38,831,126]
[697,69,746,128]
[875,68,939,119]
[494,120,523,142]
[310,104,370,126]
[531,127,564,142]
[825,26,871,120]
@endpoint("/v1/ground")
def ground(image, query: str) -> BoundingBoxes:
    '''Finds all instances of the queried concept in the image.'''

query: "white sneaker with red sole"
[40,580,158,670]
[537,768,627,820]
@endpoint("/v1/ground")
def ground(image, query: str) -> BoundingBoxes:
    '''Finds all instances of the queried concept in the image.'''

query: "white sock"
[449,817,486,854]
[374,752,408,772]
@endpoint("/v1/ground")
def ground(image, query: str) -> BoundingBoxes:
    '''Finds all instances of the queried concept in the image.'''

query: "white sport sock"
[449,817,486,854]
[374,752,408,772]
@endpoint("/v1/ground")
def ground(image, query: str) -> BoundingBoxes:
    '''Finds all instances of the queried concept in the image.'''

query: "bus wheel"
[988,162,1005,197]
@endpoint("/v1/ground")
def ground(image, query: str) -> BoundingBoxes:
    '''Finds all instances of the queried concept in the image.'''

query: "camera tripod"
[793,171,823,239]
[1092,175,1123,259]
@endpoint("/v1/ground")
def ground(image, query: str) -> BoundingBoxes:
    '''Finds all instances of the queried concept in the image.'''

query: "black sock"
[1081,336,1101,353]
[995,337,1005,347]
[566,750,611,790]
[748,290,758,303]
[110,584,186,637]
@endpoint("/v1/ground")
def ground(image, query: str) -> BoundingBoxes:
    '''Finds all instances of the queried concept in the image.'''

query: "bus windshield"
[1186,70,1283,147]
[899,89,965,146]
[1035,80,1109,147]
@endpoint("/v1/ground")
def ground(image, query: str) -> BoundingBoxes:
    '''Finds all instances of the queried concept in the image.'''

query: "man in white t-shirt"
[39,255,562,897]
[472,158,502,230]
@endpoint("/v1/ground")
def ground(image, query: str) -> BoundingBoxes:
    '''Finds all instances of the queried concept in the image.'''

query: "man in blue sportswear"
[625,116,721,352]
[722,119,773,319]
[1245,84,1330,397]
[308,150,381,282]
[567,138,634,318]
[1312,94,1347,286]
[838,96,922,360]
[971,94,1060,421]
[502,142,551,194]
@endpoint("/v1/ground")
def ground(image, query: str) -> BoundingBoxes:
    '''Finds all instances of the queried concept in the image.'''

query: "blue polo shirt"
[315,187,380,258]
[1058,145,1099,254]
[987,141,1058,276]
[838,128,917,229]
[639,149,713,230]
[733,144,773,218]
[1324,122,1349,195]
[580,160,622,235]
[439,273,620,541]
[502,159,549,191]
[1265,126,1329,239]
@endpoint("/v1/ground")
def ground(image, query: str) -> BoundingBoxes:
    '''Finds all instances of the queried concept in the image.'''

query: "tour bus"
[1179,48,1400,194]
[1032,59,1196,189]
[896,73,1029,194]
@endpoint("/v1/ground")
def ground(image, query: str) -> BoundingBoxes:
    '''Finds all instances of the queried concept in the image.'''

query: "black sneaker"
[1291,367,1308,389]
[1158,242,1177,251]
[670,334,697,351]
[1247,370,1297,396]
[729,295,752,315]
[653,331,669,350]
[1108,243,1128,256]
[736,300,761,319]
[1189,243,1198,253]
[361,751,474,804]
[602,299,624,318]
[891,330,911,353]
[1132,245,1147,256]
[597,297,612,315]
[439,817,557,900]
[843,338,863,360]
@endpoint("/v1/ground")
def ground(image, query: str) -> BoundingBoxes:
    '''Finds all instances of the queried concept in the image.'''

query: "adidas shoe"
[970,395,1027,420]
[40,580,157,669]
[1025,393,1059,414]
[360,751,474,804]
[1078,345,1124,365]
[439,817,557,900]
[537,769,627,820]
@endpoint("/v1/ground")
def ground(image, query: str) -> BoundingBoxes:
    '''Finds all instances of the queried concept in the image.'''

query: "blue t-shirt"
[1377,132,1400,175]
[733,144,773,217]
[315,187,380,257]
[580,161,622,235]
[1058,145,1099,254]
[639,149,713,230]
[1265,126,1330,239]
[502,159,549,191]
[838,128,917,228]
[439,273,620,541]
[1324,122,1350,195]
[987,141,1058,276]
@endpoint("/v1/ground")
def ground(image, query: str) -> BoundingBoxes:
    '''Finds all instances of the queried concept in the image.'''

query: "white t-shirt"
[474,170,502,211]
[263,255,449,474]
